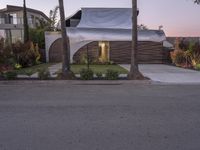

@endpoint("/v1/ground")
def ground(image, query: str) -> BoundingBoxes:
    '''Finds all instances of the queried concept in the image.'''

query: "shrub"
[179,39,189,51]
[79,53,88,64]
[3,71,17,80]
[0,73,3,80]
[90,58,100,65]
[195,64,200,71]
[29,28,45,49]
[103,61,115,65]
[24,70,34,77]
[170,50,186,66]
[0,39,15,66]
[172,39,200,69]
[80,68,94,80]
[14,63,22,70]
[35,43,41,64]
[38,68,50,80]
[105,69,119,80]
[191,53,200,67]
[0,64,13,73]
[96,72,103,79]
[12,41,41,68]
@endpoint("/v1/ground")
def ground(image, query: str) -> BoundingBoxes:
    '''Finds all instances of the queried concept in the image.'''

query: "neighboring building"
[46,8,169,64]
[0,5,50,43]
[167,37,200,46]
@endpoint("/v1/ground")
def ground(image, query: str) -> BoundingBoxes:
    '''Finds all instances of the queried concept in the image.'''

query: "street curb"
[0,80,152,85]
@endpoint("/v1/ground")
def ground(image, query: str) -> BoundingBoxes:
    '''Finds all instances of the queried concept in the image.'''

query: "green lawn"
[71,64,128,74]
[15,63,128,75]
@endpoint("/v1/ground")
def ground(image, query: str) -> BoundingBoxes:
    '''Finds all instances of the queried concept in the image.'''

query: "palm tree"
[23,0,29,43]
[58,0,74,79]
[49,6,59,31]
[128,0,144,80]
[194,0,200,4]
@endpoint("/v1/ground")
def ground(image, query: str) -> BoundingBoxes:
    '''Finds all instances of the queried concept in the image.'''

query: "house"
[45,8,168,64]
[0,5,50,43]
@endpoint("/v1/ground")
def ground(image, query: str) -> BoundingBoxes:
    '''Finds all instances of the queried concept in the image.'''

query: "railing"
[0,17,24,25]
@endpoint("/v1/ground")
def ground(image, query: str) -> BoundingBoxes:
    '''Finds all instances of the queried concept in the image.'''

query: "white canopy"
[77,8,132,29]
[66,8,166,60]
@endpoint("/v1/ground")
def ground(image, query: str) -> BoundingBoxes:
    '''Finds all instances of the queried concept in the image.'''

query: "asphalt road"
[0,81,200,150]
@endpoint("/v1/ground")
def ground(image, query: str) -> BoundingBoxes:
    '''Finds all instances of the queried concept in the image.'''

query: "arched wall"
[49,38,63,62]
[46,34,169,64]
[45,32,61,62]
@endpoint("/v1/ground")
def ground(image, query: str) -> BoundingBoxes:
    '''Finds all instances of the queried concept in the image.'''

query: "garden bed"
[14,63,55,75]
[0,63,131,80]
[71,64,128,74]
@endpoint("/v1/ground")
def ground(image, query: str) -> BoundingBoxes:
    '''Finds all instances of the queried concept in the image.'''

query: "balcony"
[0,17,34,29]
[0,17,23,25]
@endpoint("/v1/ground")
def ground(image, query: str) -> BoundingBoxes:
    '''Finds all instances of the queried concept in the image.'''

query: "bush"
[96,72,103,79]
[24,70,34,77]
[0,39,15,66]
[171,39,200,69]
[170,50,186,66]
[3,71,17,80]
[191,53,200,67]
[14,63,22,70]
[78,53,87,64]
[179,39,189,51]
[105,69,119,80]
[0,64,14,73]
[38,68,50,80]
[195,64,200,70]
[80,68,94,80]
[0,72,4,80]
[29,28,45,49]
[90,60,115,65]
[12,41,41,68]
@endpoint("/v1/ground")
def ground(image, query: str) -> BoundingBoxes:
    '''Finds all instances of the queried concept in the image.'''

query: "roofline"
[65,9,81,20]
[65,7,140,21]
[80,7,132,9]
[0,5,50,22]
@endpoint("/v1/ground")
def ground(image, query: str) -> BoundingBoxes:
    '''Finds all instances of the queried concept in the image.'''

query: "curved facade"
[46,8,168,63]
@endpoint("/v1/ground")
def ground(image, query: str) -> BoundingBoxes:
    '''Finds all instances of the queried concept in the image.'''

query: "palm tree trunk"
[23,0,29,43]
[128,0,144,80]
[58,0,74,79]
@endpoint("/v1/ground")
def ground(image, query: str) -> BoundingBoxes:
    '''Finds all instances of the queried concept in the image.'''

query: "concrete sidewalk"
[48,63,62,77]
[121,64,200,84]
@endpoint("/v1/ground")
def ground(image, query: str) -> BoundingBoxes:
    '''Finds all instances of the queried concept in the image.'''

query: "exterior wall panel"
[49,40,169,64]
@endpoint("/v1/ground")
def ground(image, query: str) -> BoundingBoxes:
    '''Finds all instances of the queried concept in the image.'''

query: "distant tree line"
[194,0,200,4]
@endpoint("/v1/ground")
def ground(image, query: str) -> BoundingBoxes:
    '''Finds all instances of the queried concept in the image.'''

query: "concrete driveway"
[120,64,200,84]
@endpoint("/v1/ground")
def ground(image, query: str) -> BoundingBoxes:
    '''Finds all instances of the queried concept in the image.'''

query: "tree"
[138,24,148,30]
[58,0,74,79]
[194,0,200,4]
[49,6,60,31]
[23,0,29,43]
[128,0,144,80]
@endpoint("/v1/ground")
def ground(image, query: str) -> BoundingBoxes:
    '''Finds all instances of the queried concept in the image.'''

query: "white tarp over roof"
[77,8,132,29]
[67,8,166,60]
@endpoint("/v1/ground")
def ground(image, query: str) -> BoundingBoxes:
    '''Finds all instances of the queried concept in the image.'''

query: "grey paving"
[17,73,38,78]
[0,81,200,150]
[121,64,200,84]
[48,63,62,77]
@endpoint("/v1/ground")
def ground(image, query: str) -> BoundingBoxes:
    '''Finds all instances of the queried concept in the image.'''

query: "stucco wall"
[45,31,61,62]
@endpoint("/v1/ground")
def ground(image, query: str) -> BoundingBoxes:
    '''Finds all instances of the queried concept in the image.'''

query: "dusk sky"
[1,0,200,36]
